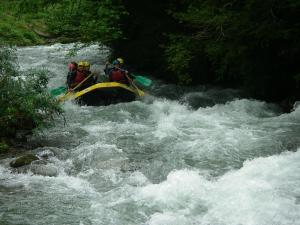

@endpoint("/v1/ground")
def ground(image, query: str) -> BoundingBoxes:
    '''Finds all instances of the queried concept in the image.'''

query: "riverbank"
[0,138,33,158]
[0,136,42,175]
[0,1,76,46]
[0,11,43,46]
[0,45,62,163]
[0,14,75,47]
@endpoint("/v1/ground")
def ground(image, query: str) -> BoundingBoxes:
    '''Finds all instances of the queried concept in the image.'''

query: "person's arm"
[67,71,76,88]
[107,68,114,81]
[104,62,110,75]
[120,68,129,74]
[121,68,133,80]
[122,70,133,85]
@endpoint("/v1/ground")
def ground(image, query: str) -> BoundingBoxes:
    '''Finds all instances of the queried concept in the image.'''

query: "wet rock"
[293,101,300,111]
[15,130,32,142]
[279,97,296,113]
[30,161,59,177]
[11,164,31,174]
[36,149,55,159]
[10,158,59,177]
[10,154,39,168]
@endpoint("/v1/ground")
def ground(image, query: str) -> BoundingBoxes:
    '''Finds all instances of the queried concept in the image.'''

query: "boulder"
[10,154,39,168]
[30,161,58,177]
[293,101,300,111]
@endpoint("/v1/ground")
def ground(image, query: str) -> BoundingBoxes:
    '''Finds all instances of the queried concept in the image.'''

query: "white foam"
[149,99,190,139]
[137,150,300,225]
[126,171,149,186]
[147,212,190,225]
[0,162,97,196]
[10,43,300,225]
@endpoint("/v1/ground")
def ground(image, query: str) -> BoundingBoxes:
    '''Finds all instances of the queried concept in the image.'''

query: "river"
[1,43,300,225]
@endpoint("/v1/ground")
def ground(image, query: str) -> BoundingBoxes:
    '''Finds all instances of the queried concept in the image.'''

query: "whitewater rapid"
[0,44,300,225]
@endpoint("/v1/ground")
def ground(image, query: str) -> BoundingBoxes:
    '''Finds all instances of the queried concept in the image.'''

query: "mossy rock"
[10,154,39,168]
[0,141,9,154]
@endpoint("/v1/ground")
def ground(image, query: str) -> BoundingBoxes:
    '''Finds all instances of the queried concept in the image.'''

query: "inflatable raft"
[59,82,145,106]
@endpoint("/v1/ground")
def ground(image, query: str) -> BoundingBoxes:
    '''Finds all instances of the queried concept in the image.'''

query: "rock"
[30,162,59,177]
[10,154,39,168]
[10,157,59,177]
[293,101,300,111]
[36,149,55,159]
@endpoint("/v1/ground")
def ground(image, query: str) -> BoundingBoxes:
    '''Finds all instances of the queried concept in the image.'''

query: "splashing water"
[0,44,300,225]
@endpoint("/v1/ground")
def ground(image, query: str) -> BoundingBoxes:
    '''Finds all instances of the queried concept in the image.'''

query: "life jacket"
[110,69,127,83]
[74,70,87,84]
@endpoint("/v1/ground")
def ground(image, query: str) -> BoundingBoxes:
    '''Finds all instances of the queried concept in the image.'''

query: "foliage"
[164,35,193,84]
[104,0,299,101]
[0,47,62,138]
[0,14,42,46]
[103,0,178,79]
[40,0,126,44]
[1,0,299,102]
[0,141,9,153]
[0,0,126,45]
[0,1,44,46]
[165,0,300,100]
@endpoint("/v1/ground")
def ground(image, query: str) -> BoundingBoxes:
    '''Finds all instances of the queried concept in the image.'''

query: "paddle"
[59,73,95,102]
[131,74,152,87]
[125,74,144,97]
[50,86,67,96]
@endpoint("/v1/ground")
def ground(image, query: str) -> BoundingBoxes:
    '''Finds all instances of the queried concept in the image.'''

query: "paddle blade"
[58,91,75,102]
[133,75,152,87]
[50,86,67,96]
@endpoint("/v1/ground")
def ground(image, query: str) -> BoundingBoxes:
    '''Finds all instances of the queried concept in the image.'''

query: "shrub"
[0,46,62,138]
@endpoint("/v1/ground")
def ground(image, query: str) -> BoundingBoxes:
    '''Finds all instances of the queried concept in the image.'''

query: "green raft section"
[59,82,145,106]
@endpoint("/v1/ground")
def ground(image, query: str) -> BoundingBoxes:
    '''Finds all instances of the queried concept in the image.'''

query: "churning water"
[1,44,300,225]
